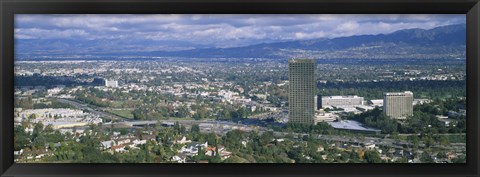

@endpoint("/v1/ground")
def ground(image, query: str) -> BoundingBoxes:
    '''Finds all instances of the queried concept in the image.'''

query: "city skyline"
[12,14,467,164]
[13,58,467,163]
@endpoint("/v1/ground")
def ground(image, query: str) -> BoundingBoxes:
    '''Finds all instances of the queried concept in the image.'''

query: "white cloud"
[337,21,360,31]
[14,14,465,49]
[15,28,90,39]
[294,31,326,39]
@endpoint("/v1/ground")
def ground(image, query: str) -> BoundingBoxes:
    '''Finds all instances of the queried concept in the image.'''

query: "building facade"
[105,80,118,87]
[288,59,316,125]
[383,91,413,119]
[321,95,364,107]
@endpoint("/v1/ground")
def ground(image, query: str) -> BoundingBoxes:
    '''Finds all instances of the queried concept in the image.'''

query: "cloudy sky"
[15,14,465,53]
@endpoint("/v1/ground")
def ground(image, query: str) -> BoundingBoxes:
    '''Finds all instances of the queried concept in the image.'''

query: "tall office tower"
[288,59,316,125]
[383,91,413,119]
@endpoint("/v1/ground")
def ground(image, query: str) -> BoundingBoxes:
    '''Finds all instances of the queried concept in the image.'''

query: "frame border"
[1,0,479,177]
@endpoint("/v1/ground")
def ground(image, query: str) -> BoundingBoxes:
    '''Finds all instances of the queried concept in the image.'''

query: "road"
[398,133,466,136]
[56,98,126,121]
[57,98,464,151]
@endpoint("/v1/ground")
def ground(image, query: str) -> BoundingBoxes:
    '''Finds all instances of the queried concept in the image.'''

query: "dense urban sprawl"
[14,58,466,163]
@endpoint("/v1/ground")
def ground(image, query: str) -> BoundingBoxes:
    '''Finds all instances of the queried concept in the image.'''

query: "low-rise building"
[100,140,116,150]
[172,155,187,163]
[369,99,384,107]
[105,80,118,87]
[314,112,338,123]
[321,95,364,108]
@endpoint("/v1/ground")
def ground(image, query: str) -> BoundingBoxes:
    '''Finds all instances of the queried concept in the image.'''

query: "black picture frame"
[1,0,479,177]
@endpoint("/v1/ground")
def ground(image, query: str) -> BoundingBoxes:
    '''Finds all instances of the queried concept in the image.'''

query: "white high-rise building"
[383,91,413,119]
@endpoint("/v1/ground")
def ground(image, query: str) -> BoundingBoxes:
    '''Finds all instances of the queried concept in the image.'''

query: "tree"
[452,155,466,163]
[29,114,38,120]
[15,96,33,109]
[32,135,46,148]
[421,152,434,163]
[396,157,408,163]
[80,146,105,163]
[119,128,129,135]
[197,107,208,119]
[223,130,244,150]
[173,122,181,135]
[32,122,44,140]
[44,124,54,134]
[175,106,190,118]
[14,125,29,151]
[191,124,200,134]
[364,150,382,163]
[237,107,247,119]
[436,151,447,159]
[206,133,218,146]
[219,109,232,120]
[197,146,204,159]
[209,153,222,163]
[223,156,249,163]
[132,109,146,120]
[349,149,360,161]
[259,131,274,146]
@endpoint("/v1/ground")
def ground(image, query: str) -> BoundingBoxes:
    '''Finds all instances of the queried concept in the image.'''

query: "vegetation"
[13,59,466,164]
[347,98,466,135]
[15,121,392,163]
[318,80,466,101]
[107,109,134,119]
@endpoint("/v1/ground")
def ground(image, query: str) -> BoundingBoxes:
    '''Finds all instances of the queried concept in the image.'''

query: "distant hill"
[16,24,466,60]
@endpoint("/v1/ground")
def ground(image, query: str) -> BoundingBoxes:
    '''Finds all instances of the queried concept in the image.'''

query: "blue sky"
[14,14,465,52]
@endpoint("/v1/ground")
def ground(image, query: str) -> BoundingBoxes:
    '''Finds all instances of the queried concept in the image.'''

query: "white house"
[100,140,116,149]
[172,155,186,163]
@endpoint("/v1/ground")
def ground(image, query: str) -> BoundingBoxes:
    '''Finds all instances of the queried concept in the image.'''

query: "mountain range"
[16,24,466,60]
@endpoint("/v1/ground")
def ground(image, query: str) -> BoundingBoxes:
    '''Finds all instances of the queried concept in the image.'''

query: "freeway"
[56,98,126,121]
[398,133,466,136]
[56,98,463,151]
[270,131,406,149]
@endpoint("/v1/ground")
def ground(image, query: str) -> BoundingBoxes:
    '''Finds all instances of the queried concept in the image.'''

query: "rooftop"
[288,59,315,63]
[323,95,362,99]
[328,120,381,133]
[384,91,413,96]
